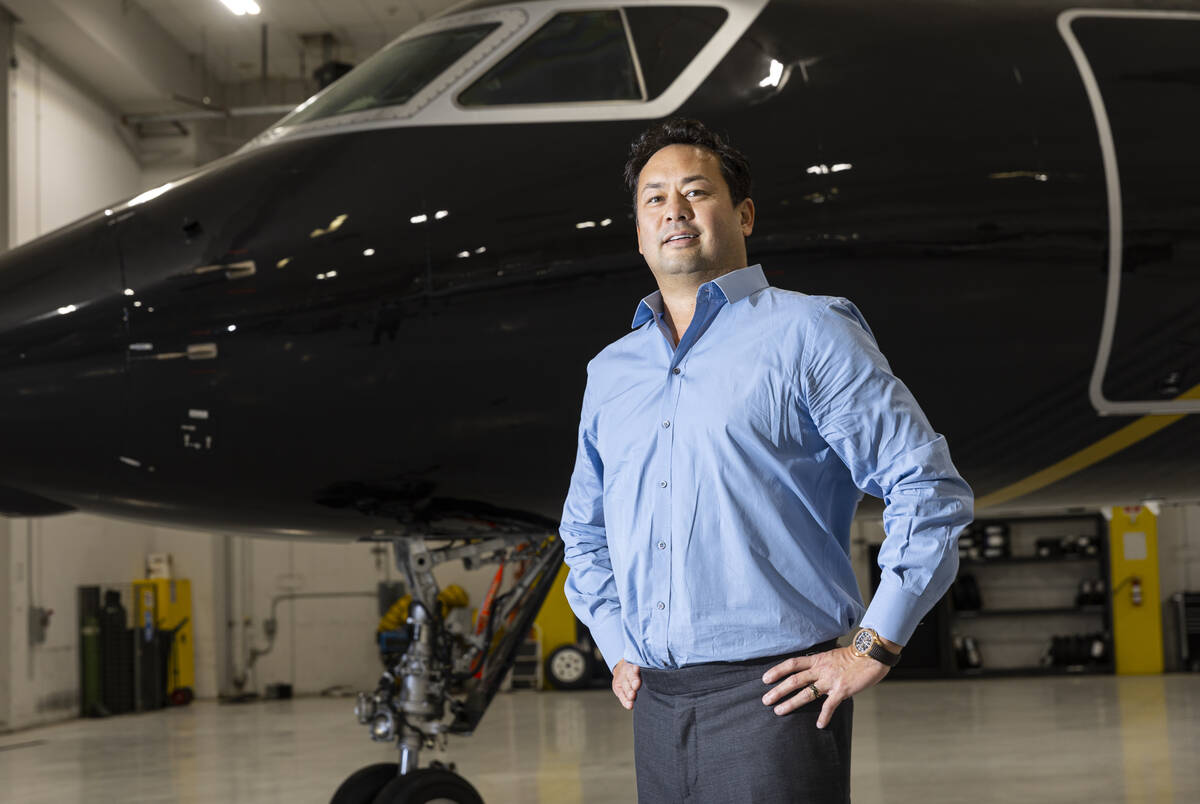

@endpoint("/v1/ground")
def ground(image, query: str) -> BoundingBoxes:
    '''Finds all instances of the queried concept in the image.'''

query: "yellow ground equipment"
[378,584,470,632]
[131,578,195,704]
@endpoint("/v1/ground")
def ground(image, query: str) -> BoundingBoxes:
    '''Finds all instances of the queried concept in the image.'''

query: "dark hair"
[623,117,753,207]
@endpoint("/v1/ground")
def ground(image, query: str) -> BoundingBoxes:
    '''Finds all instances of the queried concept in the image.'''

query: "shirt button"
[656,601,665,610]
[657,541,667,550]
[659,480,668,488]
[672,368,681,375]
[662,420,670,428]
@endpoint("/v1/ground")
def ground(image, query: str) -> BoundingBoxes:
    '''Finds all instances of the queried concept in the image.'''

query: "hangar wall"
[0,508,868,732]
[0,515,224,730]
[233,536,500,697]
[0,514,501,732]
[8,38,144,247]
[3,506,1197,733]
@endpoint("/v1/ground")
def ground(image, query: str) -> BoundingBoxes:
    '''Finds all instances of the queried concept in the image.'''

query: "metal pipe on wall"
[234,591,377,691]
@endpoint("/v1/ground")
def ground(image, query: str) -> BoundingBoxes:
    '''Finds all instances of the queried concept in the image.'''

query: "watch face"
[854,629,875,655]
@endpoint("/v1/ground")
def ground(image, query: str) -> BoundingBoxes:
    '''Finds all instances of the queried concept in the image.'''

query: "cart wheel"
[545,645,591,690]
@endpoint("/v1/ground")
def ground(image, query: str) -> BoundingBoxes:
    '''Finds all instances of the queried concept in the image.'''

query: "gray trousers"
[633,640,851,804]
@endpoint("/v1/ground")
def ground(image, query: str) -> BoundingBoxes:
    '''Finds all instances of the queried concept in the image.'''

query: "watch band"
[852,627,901,667]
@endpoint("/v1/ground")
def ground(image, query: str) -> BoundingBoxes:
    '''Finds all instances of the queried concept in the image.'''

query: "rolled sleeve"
[559,375,626,670]
[803,298,974,646]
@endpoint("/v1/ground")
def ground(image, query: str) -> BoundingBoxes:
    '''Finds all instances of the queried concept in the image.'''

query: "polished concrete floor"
[1,674,1198,803]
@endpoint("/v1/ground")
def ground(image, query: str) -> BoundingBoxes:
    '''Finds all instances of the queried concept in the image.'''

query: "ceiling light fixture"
[219,0,262,16]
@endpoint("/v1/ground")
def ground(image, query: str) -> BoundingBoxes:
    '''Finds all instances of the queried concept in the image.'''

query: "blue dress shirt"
[559,264,973,670]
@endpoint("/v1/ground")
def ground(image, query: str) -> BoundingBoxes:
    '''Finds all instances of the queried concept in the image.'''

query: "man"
[558,118,973,803]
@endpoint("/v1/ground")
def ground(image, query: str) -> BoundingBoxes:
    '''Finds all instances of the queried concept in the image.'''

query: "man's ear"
[738,197,756,237]
[635,215,644,256]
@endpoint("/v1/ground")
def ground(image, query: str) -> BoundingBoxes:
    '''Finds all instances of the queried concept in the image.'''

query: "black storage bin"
[100,631,135,715]
[138,630,167,711]
[1174,593,1200,672]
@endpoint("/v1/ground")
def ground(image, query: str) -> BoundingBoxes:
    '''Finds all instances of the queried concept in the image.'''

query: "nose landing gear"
[330,519,563,804]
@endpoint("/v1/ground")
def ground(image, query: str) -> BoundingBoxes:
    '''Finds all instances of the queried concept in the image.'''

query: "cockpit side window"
[457,11,641,106]
[282,23,500,126]
[624,6,729,100]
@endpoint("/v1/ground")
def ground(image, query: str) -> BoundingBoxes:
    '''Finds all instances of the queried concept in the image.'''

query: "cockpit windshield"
[281,23,500,127]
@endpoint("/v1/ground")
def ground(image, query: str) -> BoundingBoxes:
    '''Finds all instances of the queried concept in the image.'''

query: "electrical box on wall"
[29,605,53,644]
[132,579,195,702]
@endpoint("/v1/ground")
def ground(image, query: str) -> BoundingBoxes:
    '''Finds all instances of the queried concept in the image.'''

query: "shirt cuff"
[860,571,928,647]
[585,613,627,672]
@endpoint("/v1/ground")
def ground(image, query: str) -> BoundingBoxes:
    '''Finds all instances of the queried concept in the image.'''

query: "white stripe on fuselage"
[242,0,769,152]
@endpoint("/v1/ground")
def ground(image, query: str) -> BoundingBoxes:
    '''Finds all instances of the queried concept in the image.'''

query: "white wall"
[0,509,500,733]
[8,38,143,246]
[0,514,225,730]
[234,536,495,697]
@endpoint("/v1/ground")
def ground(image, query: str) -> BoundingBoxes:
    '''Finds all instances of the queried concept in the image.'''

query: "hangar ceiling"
[0,0,465,116]
[138,0,462,84]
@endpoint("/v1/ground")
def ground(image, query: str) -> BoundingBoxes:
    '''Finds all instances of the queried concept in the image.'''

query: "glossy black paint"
[1,0,1198,535]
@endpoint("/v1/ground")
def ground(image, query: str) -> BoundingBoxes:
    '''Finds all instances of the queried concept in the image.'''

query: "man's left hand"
[761,643,894,728]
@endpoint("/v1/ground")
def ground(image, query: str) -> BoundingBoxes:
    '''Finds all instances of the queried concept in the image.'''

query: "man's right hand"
[612,659,641,710]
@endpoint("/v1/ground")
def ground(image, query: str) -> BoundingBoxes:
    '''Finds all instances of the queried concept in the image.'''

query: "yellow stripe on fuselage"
[975,383,1200,510]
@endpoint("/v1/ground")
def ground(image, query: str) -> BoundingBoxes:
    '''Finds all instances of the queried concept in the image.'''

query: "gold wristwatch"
[851,627,901,667]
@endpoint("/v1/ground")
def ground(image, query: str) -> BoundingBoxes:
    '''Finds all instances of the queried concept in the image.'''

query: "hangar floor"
[1,674,1197,803]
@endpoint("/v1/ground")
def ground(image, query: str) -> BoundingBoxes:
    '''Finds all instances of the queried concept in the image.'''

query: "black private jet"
[1,0,1198,800]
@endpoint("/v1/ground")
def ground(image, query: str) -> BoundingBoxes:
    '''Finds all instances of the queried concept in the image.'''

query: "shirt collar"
[631,264,769,329]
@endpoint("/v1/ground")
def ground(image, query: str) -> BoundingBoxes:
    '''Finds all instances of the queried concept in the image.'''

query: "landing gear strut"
[331,520,563,804]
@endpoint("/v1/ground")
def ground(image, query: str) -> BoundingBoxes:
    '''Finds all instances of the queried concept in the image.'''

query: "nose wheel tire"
[371,768,483,804]
[331,762,399,804]
[545,644,591,690]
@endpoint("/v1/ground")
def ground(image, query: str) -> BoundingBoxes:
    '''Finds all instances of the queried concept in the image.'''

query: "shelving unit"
[870,512,1115,679]
[955,606,1107,619]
